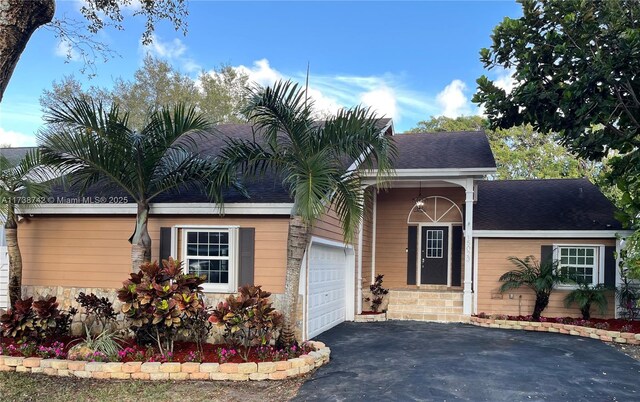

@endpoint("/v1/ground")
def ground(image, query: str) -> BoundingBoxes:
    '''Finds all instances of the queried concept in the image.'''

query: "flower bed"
[0,340,330,381]
[470,316,640,345]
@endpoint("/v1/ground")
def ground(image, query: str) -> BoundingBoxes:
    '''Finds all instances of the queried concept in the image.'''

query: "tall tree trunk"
[0,0,55,102]
[279,215,310,346]
[5,201,21,306]
[130,201,152,271]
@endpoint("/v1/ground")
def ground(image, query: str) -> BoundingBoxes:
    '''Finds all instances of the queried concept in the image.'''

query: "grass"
[0,372,308,402]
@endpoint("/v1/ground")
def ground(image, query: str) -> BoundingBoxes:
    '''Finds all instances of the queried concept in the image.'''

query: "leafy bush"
[0,296,75,342]
[117,258,206,355]
[564,283,609,320]
[616,266,640,320]
[365,274,389,312]
[209,285,283,361]
[75,292,117,333]
[68,327,126,361]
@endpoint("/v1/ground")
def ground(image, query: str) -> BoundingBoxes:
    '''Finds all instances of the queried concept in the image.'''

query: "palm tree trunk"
[533,292,550,321]
[279,215,310,346]
[5,201,22,306]
[130,201,152,271]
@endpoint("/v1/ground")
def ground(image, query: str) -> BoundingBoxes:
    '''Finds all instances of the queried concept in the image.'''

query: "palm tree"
[499,255,568,321]
[219,80,396,344]
[0,149,50,305]
[39,98,236,271]
[564,283,609,320]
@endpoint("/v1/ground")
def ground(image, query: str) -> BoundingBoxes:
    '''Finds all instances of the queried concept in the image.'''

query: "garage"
[306,241,353,339]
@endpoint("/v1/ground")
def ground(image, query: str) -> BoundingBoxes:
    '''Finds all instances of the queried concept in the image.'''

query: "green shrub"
[209,285,283,361]
[499,255,568,321]
[564,283,609,320]
[117,258,206,355]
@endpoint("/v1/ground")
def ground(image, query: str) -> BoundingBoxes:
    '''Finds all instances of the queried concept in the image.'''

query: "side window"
[183,228,236,292]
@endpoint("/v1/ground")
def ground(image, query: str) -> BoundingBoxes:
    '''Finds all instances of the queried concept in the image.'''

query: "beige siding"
[476,238,616,318]
[374,187,465,289]
[310,204,345,243]
[19,215,290,293]
[361,189,374,287]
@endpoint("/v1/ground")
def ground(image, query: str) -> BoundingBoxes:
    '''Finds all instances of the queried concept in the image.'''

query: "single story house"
[1,121,630,339]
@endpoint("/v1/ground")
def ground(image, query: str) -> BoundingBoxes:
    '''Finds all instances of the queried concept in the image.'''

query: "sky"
[0,0,522,147]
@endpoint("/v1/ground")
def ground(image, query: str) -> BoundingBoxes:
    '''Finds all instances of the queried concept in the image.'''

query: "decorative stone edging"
[0,341,330,381]
[354,313,387,323]
[470,317,640,345]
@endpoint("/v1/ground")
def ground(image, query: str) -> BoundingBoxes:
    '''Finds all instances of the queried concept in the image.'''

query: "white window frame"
[425,229,444,259]
[181,226,239,293]
[553,244,605,288]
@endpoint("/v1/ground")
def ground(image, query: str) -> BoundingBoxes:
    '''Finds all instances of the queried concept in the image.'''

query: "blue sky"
[0,0,522,146]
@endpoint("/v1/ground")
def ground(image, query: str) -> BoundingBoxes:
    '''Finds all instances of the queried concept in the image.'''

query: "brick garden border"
[470,317,640,345]
[0,341,330,381]
[354,312,387,323]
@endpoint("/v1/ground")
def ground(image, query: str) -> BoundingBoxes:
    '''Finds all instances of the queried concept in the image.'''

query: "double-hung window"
[556,245,599,286]
[183,228,237,293]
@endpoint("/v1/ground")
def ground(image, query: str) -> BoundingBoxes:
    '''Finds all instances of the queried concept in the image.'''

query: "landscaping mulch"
[0,371,309,402]
[611,342,640,362]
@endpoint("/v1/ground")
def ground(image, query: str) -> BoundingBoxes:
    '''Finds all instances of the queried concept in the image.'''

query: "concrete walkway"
[294,321,640,401]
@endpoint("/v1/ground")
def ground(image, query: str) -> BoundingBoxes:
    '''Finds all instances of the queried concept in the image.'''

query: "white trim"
[371,192,377,283]
[463,179,474,316]
[21,203,294,215]
[362,167,496,179]
[473,230,632,238]
[615,238,623,319]
[473,237,479,315]
[357,214,364,315]
[299,249,308,340]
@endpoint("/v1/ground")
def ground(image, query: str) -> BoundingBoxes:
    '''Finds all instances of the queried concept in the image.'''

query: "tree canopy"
[473,0,640,274]
[0,0,189,102]
[407,115,598,180]
[40,56,250,130]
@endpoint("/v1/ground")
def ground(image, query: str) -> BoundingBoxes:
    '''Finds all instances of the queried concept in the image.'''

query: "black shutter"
[407,226,417,285]
[238,228,255,287]
[604,246,616,287]
[159,227,172,262]
[451,226,463,287]
[541,245,553,265]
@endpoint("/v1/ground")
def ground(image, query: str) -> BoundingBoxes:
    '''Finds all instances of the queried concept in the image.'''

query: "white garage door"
[0,246,8,310]
[307,243,347,339]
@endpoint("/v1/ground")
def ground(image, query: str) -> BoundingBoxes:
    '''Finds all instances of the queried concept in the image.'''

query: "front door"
[420,226,448,285]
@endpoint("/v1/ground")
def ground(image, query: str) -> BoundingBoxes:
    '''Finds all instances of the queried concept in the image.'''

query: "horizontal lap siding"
[310,204,345,244]
[19,215,289,293]
[476,238,616,318]
[375,188,465,289]
[361,190,374,287]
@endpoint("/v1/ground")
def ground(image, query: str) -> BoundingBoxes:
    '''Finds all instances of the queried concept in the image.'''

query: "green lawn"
[0,372,307,402]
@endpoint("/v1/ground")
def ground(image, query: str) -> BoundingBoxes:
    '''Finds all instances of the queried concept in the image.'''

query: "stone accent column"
[463,179,474,315]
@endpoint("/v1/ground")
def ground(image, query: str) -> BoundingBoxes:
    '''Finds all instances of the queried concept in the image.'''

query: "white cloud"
[436,79,472,118]
[235,59,282,87]
[54,39,81,62]
[360,87,398,120]
[141,34,200,73]
[493,68,516,94]
[0,128,37,147]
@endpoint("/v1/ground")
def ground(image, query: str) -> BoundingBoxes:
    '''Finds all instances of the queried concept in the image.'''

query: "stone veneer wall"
[22,285,303,341]
[470,316,640,345]
[0,341,330,381]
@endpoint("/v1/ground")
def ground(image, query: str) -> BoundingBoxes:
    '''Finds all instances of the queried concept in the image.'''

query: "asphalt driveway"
[294,321,640,401]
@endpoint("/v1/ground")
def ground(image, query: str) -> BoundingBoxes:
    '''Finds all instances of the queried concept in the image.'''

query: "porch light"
[413,182,425,211]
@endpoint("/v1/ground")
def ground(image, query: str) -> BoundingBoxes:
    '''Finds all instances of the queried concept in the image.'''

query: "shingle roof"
[473,178,622,231]
[390,131,496,170]
[0,147,34,164]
